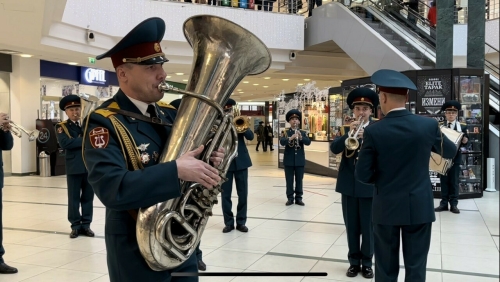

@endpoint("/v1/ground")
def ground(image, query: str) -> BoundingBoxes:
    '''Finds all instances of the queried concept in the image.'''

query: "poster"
[416,75,451,115]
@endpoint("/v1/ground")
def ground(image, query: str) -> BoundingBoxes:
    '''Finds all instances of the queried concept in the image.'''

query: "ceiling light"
[282,79,289,81]
[263,86,269,88]
[182,79,188,82]
[166,75,172,78]
[239,91,244,93]
[243,81,249,84]
[253,84,259,86]
[237,89,242,91]
[264,77,271,79]
[0,49,20,54]
[298,83,303,85]
[248,100,252,101]
[304,79,310,81]
[20,54,33,58]
[67,62,78,65]
[175,73,184,75]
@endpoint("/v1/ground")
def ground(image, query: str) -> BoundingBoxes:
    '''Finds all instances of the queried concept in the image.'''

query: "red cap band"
[111,42,164,68]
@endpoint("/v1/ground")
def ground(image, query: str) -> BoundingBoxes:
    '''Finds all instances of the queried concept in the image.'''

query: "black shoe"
[70,229,79,238]
[295,199,305,206]
[361,266,374,278]
[434,205,448,212]
[80,228,95,237]
[285,199,294,206]
[198,260,206,271]
[236,225,248,232]
[346,265,361,277]
[0,262,18,274]
[222,226,235,233]
[450,206,460,214]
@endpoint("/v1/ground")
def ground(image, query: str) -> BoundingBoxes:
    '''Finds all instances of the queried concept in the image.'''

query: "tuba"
[233,116,249,133]
[78,93,100,124]
[136,15,271,271]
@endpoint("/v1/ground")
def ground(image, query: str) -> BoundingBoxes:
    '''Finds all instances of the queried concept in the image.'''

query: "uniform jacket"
[355,110,457,226]
[83,90,182,281]
[279,128,311,167]
[330,120,376,198]
[228,128,254,172]
[0,130,13,189]
[55,119,87,175]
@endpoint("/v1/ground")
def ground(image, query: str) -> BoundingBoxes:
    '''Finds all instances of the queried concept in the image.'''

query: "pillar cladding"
[436,0,454,69]
[467,0,486,69]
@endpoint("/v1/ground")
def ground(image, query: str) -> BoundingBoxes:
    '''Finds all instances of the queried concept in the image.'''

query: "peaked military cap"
[96,17,168,68]
[371,69,417,95]
[59,95,81,111]
[224,98,236,110]
[441,100,461,112]
[346,87,379,109]
[170,99,182,110]
[286,109,302,122]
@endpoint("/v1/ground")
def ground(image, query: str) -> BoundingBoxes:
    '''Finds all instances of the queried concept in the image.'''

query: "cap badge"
[154,43,161,52]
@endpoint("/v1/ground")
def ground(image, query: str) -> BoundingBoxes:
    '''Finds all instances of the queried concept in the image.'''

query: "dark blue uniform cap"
[346,87,379,109]
[371,69,417,94]
[170,99,182,110]
[225,98,236,110]
[96,17,168,68]
[286,109,302,122]
[441,100,461,112]
[59,95,81,111]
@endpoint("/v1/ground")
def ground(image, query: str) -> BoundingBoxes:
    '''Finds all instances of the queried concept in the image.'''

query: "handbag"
[429,125,464,175]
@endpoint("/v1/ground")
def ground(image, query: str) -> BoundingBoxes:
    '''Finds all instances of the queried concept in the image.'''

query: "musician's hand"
[176,145,221,189]
[349,121,360,132]
[462,136,468,144]
[209,147,225,167]
[0,113,11,131]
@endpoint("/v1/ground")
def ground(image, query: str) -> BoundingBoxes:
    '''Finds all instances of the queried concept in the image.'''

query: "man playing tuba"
[82,17,225,282]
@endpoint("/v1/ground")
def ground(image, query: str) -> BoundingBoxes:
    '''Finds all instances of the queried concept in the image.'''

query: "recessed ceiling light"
[237,89,242,91]
[282,79,289,81]
[264,77,271,79]
[175,73,184,75]
[304,79,310,81]
[248,100,252,101]
[67,62,78,65]
[243,81,249,84]
[298,83,303,85]
[253,84,259,86]
[239,91,244,93]
[263,86,269,88]
[166,75,172,78]
[20,54,33,58]
[182,79,188,82]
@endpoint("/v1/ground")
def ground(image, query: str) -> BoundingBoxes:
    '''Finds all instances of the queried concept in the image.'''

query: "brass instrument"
[233,116,249,133]
[429,125,464,175]
[1,121,39,141]
[136,15,271,271]
[288,126,301,149]
[345,116,368,152]
[79,93,100,123]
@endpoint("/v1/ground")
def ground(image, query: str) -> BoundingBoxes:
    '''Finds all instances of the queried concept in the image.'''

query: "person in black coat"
[264,122,274,151]
[221,99,254,233]
[55,95,95,239]
[0,113,17,274]
[279,109,311,206]
[435,100,468,214]
[355,69,457,282]
[330,88,378,279]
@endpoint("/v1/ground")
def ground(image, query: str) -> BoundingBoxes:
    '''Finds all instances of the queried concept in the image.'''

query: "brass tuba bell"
[136,15,272,271]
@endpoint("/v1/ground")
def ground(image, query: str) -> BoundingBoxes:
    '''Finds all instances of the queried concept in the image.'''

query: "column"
[9,57,40,175]
[467,0,486,68]
[436,0,454,69]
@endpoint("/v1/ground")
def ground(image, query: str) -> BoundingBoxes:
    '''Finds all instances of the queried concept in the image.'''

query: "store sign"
[416,75,451,115]
[80,67,108,86]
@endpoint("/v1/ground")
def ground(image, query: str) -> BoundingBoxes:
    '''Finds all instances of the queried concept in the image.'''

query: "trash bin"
[39,151,51,177]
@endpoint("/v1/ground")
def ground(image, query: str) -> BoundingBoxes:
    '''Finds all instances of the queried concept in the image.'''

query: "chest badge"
[153,151,159,162]
[57,127,63,134]
[140,152,151,164]
[137,143,150,152]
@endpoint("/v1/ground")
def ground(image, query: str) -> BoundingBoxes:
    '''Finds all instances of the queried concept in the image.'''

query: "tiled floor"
[1,146,499,281]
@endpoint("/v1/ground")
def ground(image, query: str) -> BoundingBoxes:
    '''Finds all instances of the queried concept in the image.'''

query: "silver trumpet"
[345,116,368,151]
[136,15,271,271]
[288,126,301,149]
[1,121,40,141]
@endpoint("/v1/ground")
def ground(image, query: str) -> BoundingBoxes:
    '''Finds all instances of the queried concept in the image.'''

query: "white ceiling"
[0,0,368,102]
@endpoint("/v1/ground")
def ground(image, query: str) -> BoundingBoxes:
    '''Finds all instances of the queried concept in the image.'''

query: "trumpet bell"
[233,116,249,133]
[345,137,359,151]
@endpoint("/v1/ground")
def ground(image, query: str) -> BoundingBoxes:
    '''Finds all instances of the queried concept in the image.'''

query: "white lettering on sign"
[84,68,106,84]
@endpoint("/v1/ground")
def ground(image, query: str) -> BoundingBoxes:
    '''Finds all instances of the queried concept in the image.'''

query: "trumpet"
[233,116,249,133]
[1,121,40,141]
[345,116,368,152]
[288,126,301,149]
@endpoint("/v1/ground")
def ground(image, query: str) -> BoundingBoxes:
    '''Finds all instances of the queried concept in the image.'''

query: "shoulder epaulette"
[340,125,350,136]
[157,101,176,110]
[371,118,379,121]
[460,122,467,126]
[94,102,120,118]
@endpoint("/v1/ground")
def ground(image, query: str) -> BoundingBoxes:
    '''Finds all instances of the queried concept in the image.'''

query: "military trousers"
[373,222,432,282]
[221,169,248,227]
[439,154,461,207]
[284,166,304,201]
[195,242,202,260]
[341,194,373,267]
[67,173,94,230]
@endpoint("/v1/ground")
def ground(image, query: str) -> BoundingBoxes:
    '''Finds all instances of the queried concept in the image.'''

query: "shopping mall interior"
[0,0,499,281]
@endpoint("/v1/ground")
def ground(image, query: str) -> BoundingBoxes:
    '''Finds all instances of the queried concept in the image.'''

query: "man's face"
[445,110,458,122]
[353,104,372,121]
[289,117,300,127]
[65,107,81,122]
[121,63,166,103]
